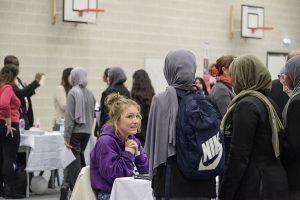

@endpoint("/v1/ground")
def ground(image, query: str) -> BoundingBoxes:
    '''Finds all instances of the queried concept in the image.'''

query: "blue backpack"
[176,90,225,179]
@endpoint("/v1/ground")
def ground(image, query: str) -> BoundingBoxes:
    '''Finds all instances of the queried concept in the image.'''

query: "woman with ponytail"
[90,93,149,200]
[209,55,235,117]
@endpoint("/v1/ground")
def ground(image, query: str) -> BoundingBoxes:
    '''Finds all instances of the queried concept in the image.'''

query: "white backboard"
[63,0,97,23]
[241,5,264,39]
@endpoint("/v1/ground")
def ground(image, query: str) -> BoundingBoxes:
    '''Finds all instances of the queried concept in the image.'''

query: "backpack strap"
[175,88,198,99]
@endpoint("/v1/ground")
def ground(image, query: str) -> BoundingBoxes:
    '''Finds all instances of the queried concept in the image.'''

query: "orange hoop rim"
[78,8,105,16]
[250,26,273,33]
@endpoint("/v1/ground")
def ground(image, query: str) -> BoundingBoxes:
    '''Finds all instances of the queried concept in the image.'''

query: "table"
[20,132,65,171]
[20,131,96,171]
[110,177,153,200]
[19,131,96,197]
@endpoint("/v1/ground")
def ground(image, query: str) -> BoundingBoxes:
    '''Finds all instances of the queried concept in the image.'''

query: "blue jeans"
[98,191,110,200]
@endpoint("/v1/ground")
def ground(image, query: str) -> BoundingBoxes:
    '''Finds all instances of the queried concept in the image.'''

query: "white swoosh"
[198,141,223,171]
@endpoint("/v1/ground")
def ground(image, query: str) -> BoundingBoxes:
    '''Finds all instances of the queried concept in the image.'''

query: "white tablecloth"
[110,177,153,200]
[19,131,96,172]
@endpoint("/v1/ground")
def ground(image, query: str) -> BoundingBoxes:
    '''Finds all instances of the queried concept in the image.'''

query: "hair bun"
[209,63,218,77]
[106,92,125,109]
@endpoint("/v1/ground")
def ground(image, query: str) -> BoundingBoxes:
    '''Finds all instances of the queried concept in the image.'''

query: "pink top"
[0,84,21,123]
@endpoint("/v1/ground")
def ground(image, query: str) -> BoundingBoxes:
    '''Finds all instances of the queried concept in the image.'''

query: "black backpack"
[176,90,225,179]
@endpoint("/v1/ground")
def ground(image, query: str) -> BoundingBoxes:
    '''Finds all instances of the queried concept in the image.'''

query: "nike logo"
[198,132,223,171]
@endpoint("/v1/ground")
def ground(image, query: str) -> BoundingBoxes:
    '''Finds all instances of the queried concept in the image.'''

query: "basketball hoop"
[250,26,273,33]
[78,8,105,17]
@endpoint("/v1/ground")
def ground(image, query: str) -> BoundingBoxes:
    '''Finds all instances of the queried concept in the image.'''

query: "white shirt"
[53,85,67,124]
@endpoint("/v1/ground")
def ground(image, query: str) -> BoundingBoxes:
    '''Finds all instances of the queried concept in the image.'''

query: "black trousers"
[0,120,20,188]
[62,133,90,190]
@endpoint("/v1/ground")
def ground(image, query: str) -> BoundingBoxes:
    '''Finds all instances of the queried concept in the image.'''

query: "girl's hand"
[126,139,139,156]
[64,140,73,149]
[5,123,15,137]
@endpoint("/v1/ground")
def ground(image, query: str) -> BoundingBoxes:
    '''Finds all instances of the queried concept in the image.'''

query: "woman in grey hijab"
[145,49,216,199]
[60,67,96,200]
[98,67,130,133]
[281,55,300,199]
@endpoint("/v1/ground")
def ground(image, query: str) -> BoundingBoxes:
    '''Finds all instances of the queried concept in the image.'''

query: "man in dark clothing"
[4,55,43,130]
[269,67,289,113]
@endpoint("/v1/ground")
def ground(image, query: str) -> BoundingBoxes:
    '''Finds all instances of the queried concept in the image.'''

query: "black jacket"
[13,77,40,130]
[98,84,130,131]
[282,93,300,197]
[132,95,148,145]
[269,79,289,113]
[219,96,288,200]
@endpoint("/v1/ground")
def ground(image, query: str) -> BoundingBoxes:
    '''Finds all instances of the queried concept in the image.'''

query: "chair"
[70,166,97,200]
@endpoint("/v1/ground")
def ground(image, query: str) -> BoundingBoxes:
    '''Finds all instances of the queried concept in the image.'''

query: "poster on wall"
[267,52,288,80]
[144,57,167,93]
[203,58,209,75]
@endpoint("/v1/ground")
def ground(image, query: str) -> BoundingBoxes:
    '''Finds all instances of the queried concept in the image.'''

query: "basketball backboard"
[63,0,98,23]
[241,5,264,39]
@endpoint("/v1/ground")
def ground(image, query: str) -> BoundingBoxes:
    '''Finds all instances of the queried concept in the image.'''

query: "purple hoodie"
[90,125,149,193]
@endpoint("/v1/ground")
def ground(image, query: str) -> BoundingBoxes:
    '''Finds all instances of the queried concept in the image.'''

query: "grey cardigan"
[64,88,95,142]
[209,82,235,117]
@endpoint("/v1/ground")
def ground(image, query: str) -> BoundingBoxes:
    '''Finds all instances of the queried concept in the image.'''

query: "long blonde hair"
[106,92,141,136]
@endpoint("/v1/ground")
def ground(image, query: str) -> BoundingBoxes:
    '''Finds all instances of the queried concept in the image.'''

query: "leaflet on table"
[60,146,76,168]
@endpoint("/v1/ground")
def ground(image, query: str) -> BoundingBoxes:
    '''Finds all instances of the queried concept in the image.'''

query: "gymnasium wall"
[0,0,299,130]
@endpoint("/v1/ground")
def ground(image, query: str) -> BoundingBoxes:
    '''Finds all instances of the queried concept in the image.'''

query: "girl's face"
[222,67,230,76]
[195,79,203,90]
[283,74,293,97]
[117,105,141,138]
[68,75,73,86]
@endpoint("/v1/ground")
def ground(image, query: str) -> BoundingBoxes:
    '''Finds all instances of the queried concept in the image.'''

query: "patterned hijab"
[221,55,283,158]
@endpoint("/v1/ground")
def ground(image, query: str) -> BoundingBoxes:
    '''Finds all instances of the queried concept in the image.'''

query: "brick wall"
[0,0,299,130]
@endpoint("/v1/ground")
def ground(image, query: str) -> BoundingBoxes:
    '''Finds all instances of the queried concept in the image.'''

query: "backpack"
[176,89,225,179]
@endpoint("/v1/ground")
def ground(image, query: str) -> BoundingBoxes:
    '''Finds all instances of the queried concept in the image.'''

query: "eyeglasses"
[278,74,285,84]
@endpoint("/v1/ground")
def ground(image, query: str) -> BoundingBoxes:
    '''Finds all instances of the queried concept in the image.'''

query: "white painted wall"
[0,0,299,130]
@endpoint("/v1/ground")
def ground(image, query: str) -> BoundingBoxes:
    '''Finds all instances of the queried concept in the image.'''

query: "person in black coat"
[98,67,130,132]
[219,55,288,200]
[4,55,43,130]
[269,67,289,113]
[94,68,110,137]
[131,69,155,145]
[281,55,300,199]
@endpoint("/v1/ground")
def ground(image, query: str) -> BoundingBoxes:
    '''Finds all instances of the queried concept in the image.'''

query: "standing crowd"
[0,48,300,200]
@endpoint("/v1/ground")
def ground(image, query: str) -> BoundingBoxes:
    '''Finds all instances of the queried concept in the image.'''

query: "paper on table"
[20,134,35,149]
[60,146,76,168]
